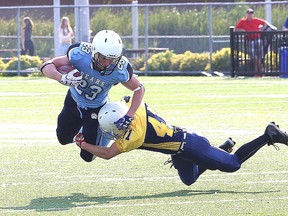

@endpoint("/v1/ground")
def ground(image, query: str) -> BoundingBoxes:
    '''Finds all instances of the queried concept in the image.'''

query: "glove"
[59,69,82,86]
[74,133,84,148]
[114,115,133,130]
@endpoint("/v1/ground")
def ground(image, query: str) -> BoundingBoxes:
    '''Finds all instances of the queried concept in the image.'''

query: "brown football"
[57,65,75,74]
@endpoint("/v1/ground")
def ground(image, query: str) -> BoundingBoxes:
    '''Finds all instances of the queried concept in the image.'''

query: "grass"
[1,76,288,215]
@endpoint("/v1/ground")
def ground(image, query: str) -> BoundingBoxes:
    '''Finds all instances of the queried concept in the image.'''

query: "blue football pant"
[173,132,269,186]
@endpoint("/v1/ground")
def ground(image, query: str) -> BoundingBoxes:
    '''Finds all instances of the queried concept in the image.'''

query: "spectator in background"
[58,16,74,56]
[21,17,34,56]
[283,17,288,31]
[234,8,268,73]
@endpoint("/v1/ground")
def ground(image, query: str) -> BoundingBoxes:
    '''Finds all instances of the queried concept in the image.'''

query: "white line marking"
[1,171,288,185]
[1,196,288,213]
[0,92,64,96]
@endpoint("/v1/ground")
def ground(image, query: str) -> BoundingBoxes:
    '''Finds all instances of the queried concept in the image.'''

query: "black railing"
[230,26,288,77]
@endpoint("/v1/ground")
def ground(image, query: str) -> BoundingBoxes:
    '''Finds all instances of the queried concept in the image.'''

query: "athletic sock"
[234,134,270,163]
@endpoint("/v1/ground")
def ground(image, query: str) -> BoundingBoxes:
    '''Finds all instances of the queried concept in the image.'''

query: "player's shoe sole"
[219,137,236,153]
[265,122,288,146]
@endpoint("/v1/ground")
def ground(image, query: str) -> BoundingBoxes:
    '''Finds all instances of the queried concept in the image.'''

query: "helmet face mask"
[100,125,125,140]
[91,30,123,75]
[92,53,120,75]
[98,102,129,140]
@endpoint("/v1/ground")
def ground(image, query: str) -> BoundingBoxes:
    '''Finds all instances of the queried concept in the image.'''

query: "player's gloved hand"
[59,69,82,87]
[114,115,133,130]
[74,133,84,148]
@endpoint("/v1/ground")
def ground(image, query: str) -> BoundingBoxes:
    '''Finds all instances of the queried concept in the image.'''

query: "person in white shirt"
[58,16,74,56]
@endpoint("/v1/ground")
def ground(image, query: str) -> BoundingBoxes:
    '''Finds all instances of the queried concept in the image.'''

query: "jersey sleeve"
[114,99,147,152]
[126,62,133,80]
[67,43,80,59]
[115,118,145,152]
[119,56,133,82]
[68,42,91,63]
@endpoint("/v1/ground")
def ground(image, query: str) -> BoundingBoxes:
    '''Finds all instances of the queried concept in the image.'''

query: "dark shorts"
[56,90,104,162]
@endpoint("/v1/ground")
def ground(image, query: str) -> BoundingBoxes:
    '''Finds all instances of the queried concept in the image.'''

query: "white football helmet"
[91,30,123,74]
[98,102,129,140]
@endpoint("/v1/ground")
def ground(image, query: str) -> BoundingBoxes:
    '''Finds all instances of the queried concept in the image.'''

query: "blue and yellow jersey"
[115,96,184,154]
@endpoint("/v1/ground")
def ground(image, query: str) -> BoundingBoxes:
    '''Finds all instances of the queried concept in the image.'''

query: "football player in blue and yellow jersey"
[40,30,144,162]
[75,96,288,186]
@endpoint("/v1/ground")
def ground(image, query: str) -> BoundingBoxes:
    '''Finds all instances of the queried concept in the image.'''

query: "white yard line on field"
[202,94,288,98]
[1,171,288,186]
[1,195,288,213]
[0,124,55,131]
[0,92,64,97]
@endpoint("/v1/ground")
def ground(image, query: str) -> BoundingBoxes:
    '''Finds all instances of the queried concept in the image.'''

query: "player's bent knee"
[220,163,241,172]
[56,130,74,145]
[81,156,96,163]
[57,137,72,145]
[81,158,94,162]
[177,170,198,186]
[180,177,197,186]
[80,149,96,162]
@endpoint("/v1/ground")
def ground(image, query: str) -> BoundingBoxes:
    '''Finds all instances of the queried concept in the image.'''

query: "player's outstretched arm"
[76,140,122,160]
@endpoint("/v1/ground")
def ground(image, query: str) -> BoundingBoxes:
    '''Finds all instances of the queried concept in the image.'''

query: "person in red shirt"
[234,8,268,74]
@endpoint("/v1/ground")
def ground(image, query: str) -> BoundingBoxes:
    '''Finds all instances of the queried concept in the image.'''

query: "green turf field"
[1,76,288,215]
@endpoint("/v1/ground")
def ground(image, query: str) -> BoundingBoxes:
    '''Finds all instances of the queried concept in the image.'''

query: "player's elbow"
[141,85,145,95]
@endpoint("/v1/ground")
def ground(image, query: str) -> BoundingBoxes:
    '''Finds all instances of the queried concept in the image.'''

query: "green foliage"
[33,39,54,57]
[170,52,185,71]
[179,51,209,71]
[264,51,278,72]
[35,18,54,36]
[90,8,132,35]
[140,50,210,72]
[0,58,5,71]
[0,19,17,35]
[5,55,42,70]
[206,48,231,72]
[135,48,231,72]
[130,56,145,71]
[2,55,43,76]
[147,50,176,71]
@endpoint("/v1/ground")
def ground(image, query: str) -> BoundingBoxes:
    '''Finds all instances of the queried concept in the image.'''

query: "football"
[57,65,75,74]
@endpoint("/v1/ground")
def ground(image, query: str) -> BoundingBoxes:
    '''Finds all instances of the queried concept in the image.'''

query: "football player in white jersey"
[40,30,144,162]
[75,96,288,186]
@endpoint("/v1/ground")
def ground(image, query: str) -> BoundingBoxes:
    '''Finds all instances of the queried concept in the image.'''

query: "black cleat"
[219,137,236,153]
[265,122,288,146]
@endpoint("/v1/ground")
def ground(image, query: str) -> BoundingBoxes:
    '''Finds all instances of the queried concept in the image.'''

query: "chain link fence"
[0,1,287,75]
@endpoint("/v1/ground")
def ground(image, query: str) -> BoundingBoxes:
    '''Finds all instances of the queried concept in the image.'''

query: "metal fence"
[0,1,288,75]
[230,27,288,77]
